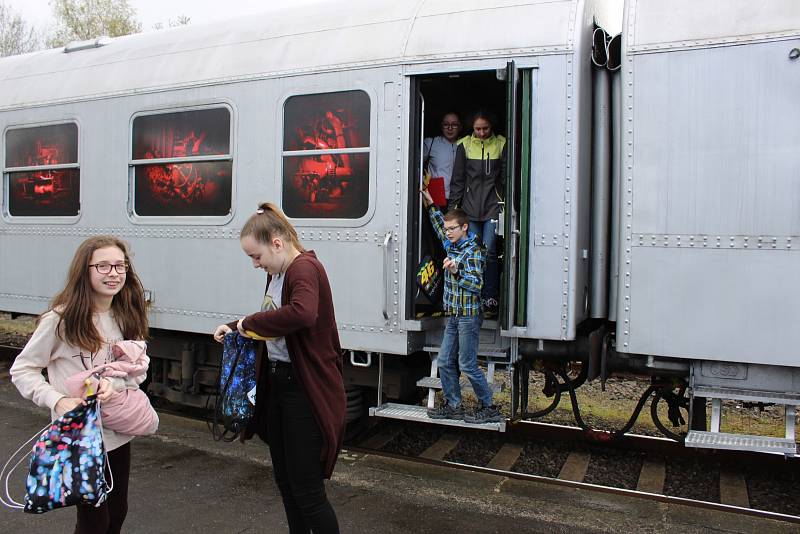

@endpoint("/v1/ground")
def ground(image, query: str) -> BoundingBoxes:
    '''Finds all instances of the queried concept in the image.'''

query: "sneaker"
[464,404,502,424]
[427,403,464,420]
[483,297,499,320]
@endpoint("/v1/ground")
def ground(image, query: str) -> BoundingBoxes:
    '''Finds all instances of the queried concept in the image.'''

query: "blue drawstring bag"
[212,332,258,441]
[1,396,110,514]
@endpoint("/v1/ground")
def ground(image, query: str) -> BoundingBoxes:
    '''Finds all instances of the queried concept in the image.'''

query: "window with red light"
[4,123,79,217]
[131,107,232,217]
[282,91,370,219]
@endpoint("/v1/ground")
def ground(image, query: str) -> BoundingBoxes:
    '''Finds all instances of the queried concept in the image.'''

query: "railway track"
[346,418,800,525]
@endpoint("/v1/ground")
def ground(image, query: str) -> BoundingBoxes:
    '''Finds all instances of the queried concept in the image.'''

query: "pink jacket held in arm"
[64,340,159,436]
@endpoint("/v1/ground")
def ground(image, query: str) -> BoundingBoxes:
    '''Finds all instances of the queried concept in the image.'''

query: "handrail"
[381,231,393,321]
[350,351,372,368]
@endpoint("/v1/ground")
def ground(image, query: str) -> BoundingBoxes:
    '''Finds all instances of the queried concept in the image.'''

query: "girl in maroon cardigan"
[214,202,345,534]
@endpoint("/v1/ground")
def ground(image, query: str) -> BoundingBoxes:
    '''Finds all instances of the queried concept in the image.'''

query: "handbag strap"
[1,399,113,511]
[92,400,114,502]
[209,338,244,442]
[0,421,50,510]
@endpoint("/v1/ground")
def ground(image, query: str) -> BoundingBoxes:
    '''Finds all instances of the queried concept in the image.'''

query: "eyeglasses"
[442,122,461,129]
[444,225,462,233]
[89,263,128,274]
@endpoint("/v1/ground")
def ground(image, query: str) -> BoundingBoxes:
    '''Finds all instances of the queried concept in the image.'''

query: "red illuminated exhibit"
[5,124,80,217]
[282,91,370,219]
[132,108,232,217]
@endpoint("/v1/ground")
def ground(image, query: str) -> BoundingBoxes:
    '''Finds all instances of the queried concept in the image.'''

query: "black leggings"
[267,364,339,534]
[74,441,131,534]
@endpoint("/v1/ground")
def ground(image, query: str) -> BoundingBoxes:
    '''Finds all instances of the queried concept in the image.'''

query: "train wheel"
[344,385,368,441]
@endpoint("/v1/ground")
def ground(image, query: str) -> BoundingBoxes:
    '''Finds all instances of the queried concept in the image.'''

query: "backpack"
[211,332,258,441]
[1,396,110,514]
[416,254,443,303]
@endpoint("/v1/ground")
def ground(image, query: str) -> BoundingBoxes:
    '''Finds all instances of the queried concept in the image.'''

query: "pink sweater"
[64,340,159,436]
[11,310,148,450]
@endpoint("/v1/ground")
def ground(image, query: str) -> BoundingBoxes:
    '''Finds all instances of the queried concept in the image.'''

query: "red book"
[426,176,447,207]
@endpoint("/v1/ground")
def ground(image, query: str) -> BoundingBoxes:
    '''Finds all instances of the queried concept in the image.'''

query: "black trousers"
[74,441,131,534]
[267,361,339,534]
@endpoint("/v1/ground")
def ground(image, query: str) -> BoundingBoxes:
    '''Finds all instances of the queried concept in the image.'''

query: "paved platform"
[0,381,796,533]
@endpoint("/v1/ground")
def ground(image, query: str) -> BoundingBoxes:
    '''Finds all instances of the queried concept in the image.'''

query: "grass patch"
[423,367,792,441]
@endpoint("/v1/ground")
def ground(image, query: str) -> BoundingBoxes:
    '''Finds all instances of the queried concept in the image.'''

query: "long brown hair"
[48,235,149,353]
[240,202,305,252]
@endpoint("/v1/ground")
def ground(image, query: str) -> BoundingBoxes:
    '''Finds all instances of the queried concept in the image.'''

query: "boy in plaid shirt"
[421,189,501,423]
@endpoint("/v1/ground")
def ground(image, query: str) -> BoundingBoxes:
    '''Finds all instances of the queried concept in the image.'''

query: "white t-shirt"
[263,272,291,363]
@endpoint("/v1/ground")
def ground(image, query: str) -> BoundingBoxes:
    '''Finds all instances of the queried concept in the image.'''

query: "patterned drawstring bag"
[210,332,258,442]
[1,395,111,514]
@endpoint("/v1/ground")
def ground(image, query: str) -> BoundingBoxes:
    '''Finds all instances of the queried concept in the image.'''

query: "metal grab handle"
[592,27,609,67]
[381,231,393,320]
[350,351,372,368]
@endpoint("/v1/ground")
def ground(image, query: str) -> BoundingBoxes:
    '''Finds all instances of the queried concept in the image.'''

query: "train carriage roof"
[626,0,800,52]
[0,0,582,110]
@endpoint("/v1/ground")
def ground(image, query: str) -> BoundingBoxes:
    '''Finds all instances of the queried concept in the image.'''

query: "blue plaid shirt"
[427,206,483,316]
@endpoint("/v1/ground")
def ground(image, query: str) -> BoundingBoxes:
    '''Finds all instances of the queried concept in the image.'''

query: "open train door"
[405,77,437,320]
[501,61,532,330]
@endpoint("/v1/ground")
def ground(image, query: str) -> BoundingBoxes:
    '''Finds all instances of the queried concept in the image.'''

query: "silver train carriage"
[0,0,798,455]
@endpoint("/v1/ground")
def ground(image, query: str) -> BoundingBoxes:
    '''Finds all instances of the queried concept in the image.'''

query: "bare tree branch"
[47,0,142,48]
[171,15,191,27]
[0,2,41,57]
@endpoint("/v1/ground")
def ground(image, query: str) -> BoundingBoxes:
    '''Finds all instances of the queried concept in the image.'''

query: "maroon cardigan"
[236,251,346,479]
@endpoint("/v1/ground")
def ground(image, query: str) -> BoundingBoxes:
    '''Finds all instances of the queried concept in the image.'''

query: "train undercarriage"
[138,320,798,458]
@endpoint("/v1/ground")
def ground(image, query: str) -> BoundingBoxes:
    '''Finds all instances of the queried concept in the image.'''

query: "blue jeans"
[437,314,494,407]
[469,219,499,300]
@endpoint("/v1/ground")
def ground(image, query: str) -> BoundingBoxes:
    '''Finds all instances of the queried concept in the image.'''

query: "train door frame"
[404,63,534,334]
[502,63,535,332]
[405,69,507,324]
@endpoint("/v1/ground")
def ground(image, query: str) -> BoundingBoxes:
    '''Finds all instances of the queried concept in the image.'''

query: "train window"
[281,90,371,219]
[131,107,232,217]
[4,123,80,217]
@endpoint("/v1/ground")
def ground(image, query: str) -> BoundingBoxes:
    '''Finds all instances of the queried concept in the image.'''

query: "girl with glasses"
[10,235,150,534]
[423,111,462,207]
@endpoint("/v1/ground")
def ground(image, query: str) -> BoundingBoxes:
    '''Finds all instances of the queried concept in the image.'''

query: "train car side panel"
[620,2,800,364]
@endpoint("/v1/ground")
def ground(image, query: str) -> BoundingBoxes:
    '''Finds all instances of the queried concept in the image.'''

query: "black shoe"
[427,403,464,420]
[464,404,502,424]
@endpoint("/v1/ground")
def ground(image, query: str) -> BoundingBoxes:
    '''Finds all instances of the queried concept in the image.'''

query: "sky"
[5,0,624,39]
[5,0,326,33]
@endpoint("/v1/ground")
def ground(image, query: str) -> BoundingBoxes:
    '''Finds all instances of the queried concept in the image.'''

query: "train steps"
[685,386,799,456]
[369,346,509,432]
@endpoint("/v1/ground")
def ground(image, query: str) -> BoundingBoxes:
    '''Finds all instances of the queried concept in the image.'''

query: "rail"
[348,418,800,525]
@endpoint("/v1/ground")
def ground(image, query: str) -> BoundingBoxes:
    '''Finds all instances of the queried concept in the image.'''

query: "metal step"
[416,376,504,393]
[692,386,800,405]
[424,346,510,363]
[685,430,797,455]
[369,402,506,432]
